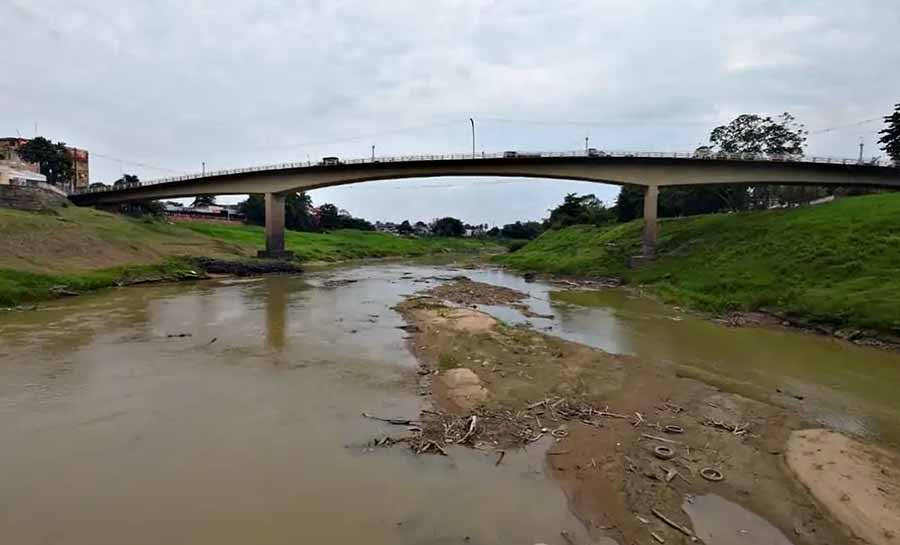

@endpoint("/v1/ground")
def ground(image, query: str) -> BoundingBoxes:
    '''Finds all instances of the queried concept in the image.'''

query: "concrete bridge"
[70,150,900,259]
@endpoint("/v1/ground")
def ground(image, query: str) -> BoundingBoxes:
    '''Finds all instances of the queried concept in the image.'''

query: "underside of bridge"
[248,182,659,261]
[69,156,900,262]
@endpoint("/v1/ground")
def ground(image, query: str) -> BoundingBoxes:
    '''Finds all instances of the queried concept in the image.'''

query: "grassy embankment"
[181,222,494,261]
[0,206,496,307]
[497,193,900,333]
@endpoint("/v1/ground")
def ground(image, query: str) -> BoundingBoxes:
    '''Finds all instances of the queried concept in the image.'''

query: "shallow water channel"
[2,263,899,544]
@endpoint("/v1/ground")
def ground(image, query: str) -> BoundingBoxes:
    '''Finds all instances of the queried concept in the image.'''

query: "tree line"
[493,107,900,241]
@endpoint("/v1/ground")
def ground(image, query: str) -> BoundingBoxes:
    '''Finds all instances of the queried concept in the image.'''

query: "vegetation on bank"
[0,206,499,307]
[182,223,496,262]
[497,193,900,333]
[0,258,201,307]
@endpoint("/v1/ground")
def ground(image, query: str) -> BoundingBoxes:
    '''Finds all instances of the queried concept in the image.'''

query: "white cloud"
[2,0,898,224]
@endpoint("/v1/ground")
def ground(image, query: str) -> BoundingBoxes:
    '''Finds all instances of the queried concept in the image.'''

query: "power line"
[90,152,184,174]
[809,117,883,135]
[480,116,711,127]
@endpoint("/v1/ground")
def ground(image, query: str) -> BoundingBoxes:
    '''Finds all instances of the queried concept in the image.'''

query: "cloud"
[2,0,898,224]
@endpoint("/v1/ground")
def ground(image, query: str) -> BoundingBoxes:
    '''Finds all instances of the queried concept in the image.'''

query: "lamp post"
[202,162,206,176]
[372,145,375,161]
[470,118,476,158]
[585,137,589,154]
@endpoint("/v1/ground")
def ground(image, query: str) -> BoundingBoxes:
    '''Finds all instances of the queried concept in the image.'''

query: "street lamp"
[202,161,206,176]
[372,145,375,161]
[470,118,476,158]
[585,137,589,154]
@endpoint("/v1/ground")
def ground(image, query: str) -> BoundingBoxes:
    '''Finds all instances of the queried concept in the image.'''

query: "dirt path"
[392,278,899,545]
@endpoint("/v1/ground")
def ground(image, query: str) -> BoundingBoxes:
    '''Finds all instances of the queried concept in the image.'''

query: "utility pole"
[858,137,864,163]
[470,118,476,158]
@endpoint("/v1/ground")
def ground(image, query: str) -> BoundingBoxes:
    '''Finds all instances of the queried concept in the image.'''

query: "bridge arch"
[69,154,900,260]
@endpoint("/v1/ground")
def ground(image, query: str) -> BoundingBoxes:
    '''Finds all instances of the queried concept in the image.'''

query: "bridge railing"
[72,150,899,195]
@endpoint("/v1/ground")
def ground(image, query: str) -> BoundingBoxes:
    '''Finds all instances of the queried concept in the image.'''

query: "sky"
[4,0,899,225]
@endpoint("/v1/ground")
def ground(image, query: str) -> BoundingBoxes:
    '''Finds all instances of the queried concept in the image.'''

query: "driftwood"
[641,433,681,445]
[651,508,695,539]
[362,412,419,426]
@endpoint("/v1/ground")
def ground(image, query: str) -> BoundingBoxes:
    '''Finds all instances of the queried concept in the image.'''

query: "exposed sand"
[392,279,891,545]
[787,429,900,544]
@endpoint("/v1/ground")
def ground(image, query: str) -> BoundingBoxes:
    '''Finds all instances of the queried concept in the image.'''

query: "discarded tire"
[700,467,724,481]
[664,424,684,434]
[653,445,675,460]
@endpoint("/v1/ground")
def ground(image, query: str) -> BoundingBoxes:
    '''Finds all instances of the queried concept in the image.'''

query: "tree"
[17,136,74,186]
[238,195,266,225]
[285,192,316,231]
[317,203,342,230]
[113,174,139,188]
[192,195,216,207]
[397,220,413,235]
[500,221,543,240]
[710,113,807,156]
[615,185,644,222]
[707,113,809,210]
[879,103,900,163]
[545,193,615,229]
[431,217,465,237]
[339,216,375,231]
[238,192,316,231]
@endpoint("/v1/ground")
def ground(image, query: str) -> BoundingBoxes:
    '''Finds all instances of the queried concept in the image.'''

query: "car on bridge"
[320,156,342,166]
[503,151,542,159]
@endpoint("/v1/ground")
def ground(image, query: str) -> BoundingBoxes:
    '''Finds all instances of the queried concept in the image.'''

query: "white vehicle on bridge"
[503,151,542,158]
[320,156,341,166]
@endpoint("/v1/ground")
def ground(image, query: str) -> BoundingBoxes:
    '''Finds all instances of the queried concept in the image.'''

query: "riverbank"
[497,193,900,338]
[0,206,499,306]
[392,277,900,545]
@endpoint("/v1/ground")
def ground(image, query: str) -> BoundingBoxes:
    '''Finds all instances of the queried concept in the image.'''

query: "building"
[162,201,245,223]
[0,163,48,185]
[68,147,89,189]
[0,137,90,190]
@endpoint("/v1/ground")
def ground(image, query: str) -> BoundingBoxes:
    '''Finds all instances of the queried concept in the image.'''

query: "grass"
[182,222,496,262]
[0,258,200,307]
[0,206,500,306]
[497,193,900,334]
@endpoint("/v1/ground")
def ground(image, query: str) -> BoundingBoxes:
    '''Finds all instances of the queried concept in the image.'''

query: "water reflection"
[265,277,288,351]
[0,269,589,545]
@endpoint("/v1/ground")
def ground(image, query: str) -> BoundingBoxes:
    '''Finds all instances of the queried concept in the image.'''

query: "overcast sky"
[4,0,899,225]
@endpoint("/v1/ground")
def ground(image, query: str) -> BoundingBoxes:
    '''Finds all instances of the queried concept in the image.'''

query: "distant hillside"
[497,193,900,333]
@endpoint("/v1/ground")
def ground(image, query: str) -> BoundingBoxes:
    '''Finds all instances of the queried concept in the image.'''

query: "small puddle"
[682,495,794,545]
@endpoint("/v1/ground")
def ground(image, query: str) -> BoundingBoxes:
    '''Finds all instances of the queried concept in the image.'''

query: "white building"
[0,161,48,185]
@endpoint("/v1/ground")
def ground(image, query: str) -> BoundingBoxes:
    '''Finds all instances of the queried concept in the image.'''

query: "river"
[2,263,899,544]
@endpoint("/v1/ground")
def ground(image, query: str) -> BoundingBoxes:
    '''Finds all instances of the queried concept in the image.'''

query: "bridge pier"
[641,184,659,259]
[257,192,295,260]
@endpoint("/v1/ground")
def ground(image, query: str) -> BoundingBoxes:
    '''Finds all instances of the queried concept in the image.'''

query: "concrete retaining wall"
[0,183,68,211]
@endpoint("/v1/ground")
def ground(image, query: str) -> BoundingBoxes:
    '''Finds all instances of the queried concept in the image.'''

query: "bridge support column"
[257,192,294,260]
[641,184,659,259]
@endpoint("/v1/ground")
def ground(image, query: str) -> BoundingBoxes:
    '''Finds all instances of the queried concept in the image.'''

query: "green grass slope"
[498,193,900,333]
[0,206,498,306]
[182,223,494,261]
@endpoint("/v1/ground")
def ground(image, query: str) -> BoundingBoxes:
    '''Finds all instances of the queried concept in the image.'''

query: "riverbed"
[2,263,899,544]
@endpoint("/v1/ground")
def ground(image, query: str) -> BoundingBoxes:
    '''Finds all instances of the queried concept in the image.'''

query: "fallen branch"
[495,450,506,466]
[641,433,681,445]
[362,412,419,426]
[651,508,695,539]
[459,415,478,444]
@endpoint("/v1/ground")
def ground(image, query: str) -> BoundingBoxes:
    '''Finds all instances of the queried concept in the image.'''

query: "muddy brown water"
[2,263,900,544]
